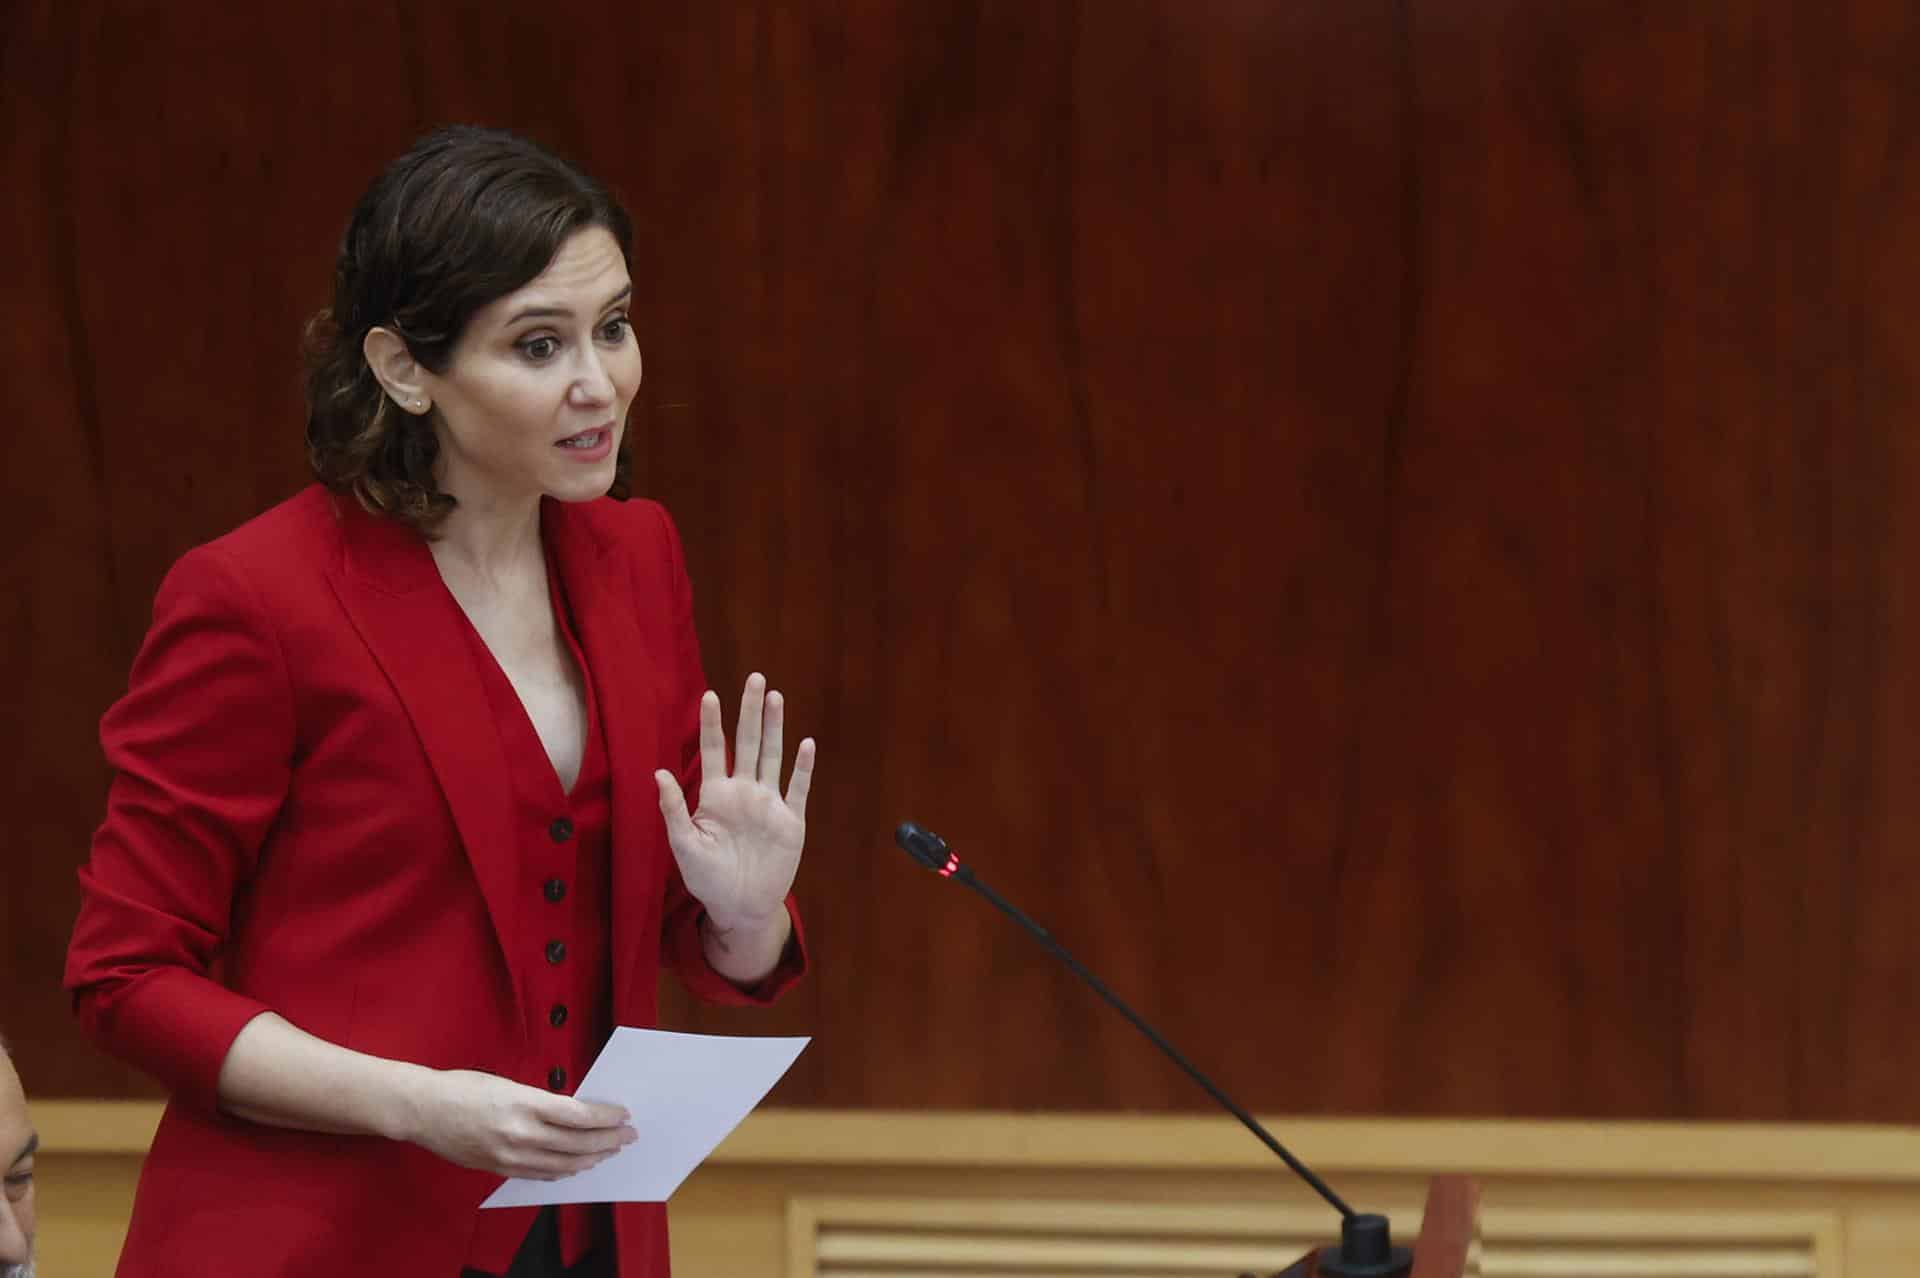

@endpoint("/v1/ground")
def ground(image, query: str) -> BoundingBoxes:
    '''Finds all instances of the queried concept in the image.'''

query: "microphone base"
[1241,1245,1414,1278]
[1314,1245,1413,1277]
[1315,1212,1414,1278]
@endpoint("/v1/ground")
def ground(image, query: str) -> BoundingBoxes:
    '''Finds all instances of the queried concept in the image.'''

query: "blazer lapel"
[324,499,526,1024]
[544,500,666,999]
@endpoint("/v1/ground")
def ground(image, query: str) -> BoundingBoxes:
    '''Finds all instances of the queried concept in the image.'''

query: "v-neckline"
[440,553,594,803]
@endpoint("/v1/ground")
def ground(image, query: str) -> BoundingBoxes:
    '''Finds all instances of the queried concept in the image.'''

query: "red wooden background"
[6,0,1920,1120]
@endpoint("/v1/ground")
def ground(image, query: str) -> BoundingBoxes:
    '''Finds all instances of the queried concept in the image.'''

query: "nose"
[0,1193,26,1263]
[570,345,616,407]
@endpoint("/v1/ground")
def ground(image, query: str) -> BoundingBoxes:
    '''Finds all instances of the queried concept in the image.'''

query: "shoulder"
[559,495,698,625]
[159,485,343,615]
[209,483,342,557]
[573,493,679,545]
[186,484,342,575]
[571,495,689,575]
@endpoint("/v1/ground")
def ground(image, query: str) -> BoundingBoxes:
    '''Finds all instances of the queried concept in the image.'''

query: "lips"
[556,427,609,449]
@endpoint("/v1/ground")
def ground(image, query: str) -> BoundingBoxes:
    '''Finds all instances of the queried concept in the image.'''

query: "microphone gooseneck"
[890,820,1366,1227]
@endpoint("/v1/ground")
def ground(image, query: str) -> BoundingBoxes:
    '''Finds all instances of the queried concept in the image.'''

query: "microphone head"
[894,821,960,877]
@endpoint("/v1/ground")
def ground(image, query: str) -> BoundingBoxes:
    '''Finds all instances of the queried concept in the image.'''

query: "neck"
[431,490,544,586]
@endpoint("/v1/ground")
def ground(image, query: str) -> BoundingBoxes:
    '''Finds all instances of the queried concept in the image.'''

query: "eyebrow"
[9,1132,33,1169]
[504,284,633,328]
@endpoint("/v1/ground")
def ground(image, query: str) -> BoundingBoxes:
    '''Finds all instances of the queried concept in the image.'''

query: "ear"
[363,327,434,416]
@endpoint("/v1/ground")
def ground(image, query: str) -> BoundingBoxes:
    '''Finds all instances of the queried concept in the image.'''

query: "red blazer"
[65,485,806,1277]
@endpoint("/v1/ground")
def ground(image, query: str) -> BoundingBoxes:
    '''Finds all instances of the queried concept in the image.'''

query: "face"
[421,226,642,513]
[0,1053,34,1277]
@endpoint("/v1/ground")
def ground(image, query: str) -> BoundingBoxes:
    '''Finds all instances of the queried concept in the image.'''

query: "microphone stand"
[895,821,1412,1278]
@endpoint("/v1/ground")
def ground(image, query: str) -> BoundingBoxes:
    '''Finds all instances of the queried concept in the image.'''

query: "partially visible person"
[0,1036,35,1278]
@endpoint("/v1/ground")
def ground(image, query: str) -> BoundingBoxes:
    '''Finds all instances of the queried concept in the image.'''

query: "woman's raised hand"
[654,672,814,932]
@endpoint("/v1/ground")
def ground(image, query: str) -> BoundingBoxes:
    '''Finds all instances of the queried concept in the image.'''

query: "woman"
[64,126,812,1277]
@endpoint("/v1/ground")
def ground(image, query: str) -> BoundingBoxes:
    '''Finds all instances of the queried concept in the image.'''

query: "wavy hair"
[304,126,636,533]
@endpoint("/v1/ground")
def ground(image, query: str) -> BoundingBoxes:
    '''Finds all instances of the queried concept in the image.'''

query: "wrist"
[701,904,785,940]
[700,904,793,987]
[372,1060,436,1144]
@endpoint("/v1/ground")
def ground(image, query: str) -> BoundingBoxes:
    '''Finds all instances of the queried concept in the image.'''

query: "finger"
[530,1120,638,1158]
[733,672,766,781]
[502,1147,614,1180]
[699,689,726,783]
[655,769,699,849]
[759,689,785,786]
[784,737,816,820]
[540,1096,631,1130]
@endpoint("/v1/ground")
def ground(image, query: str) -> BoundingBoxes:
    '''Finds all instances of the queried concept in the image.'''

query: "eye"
[598,314,631,343]
[518,335,560,362]
[3,1170,30,1200]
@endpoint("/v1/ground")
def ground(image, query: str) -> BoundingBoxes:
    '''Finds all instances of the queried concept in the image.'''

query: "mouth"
[556,425,613,450]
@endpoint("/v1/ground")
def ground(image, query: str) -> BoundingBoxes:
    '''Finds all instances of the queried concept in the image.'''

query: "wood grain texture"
[6,1,1920,1121]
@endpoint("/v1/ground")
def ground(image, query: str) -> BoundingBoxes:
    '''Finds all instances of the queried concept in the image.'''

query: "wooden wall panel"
[5,1,1920,1121]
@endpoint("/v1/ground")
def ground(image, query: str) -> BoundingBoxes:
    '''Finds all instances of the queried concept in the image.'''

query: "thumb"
[655,769,699,849]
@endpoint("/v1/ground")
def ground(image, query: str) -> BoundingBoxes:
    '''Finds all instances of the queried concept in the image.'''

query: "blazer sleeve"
[64,543,291,1112]
[648,503,808,1006]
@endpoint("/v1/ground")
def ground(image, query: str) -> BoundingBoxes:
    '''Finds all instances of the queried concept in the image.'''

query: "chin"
[547,468,619,505]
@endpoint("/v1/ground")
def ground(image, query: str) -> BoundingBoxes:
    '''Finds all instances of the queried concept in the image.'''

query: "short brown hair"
[304,126,636,534]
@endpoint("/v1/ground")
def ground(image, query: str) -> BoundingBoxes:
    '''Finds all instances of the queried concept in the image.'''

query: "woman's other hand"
[401,1068,635,1181]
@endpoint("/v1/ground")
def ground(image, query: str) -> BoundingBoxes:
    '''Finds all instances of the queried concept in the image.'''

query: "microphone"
[894,820,1413,1278]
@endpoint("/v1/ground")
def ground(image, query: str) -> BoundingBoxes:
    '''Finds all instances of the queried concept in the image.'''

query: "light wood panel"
[796,1199,1829,1278]
[25,1107,1916,1276]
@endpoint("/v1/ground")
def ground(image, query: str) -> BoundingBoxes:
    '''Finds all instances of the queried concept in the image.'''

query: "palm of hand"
[655,673,815,930]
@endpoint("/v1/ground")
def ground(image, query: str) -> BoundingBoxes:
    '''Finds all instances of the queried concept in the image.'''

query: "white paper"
[481,1028,809,1207]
